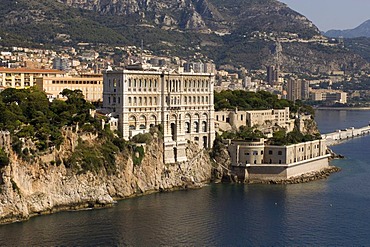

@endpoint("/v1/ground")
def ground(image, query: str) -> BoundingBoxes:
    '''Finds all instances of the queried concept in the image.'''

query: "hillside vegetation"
[214,90,315,116]
[0,88,138,174]
[0,0,368,73]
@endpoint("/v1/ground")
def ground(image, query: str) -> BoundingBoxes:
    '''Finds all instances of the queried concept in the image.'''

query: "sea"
[1,109,370,246]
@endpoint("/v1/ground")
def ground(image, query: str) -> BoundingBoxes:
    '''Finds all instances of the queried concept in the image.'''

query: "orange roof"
[0,67,65,74]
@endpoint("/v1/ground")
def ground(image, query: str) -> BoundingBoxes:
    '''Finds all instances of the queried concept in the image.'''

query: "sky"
[278,0,370,31]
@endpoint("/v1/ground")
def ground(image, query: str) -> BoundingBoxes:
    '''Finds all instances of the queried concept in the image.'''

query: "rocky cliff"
[0,129,217,224]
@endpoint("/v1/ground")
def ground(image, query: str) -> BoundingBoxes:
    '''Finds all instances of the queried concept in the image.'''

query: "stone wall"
[244,156,330,181]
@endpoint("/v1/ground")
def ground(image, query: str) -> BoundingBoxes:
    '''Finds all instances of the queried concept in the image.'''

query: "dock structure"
[322,125,370,146]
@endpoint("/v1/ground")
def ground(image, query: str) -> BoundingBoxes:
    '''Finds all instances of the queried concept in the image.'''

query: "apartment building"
[35,76,103,102]
[0,67,64,89]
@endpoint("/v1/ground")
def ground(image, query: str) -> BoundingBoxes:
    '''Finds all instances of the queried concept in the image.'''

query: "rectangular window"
[268,150,273,155]
[278,151,282,155]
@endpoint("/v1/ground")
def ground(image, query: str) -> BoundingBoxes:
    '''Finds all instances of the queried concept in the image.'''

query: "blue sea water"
[1,109,370,246]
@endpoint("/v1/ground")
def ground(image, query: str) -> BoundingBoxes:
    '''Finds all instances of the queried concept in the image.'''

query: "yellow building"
[35,76,103,102]
[0,67,64,89]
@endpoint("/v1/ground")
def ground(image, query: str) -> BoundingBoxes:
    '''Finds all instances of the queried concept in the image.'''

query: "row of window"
[244,146,322,156]
[47,87,102,92]
[243,153,324,165]
[127,97,158,106]
[184,121,208,133]
[108,78,159,89]
[167,96,209,105]
[129,121,208,134]
[108,78,210,90]
[167,79,209,92]
[51,80,102,85]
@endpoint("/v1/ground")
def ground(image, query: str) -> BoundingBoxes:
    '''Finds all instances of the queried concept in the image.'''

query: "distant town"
[1,38,368,107]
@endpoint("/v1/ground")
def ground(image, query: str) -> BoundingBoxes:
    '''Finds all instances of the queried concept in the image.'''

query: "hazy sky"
[279,0,370,31]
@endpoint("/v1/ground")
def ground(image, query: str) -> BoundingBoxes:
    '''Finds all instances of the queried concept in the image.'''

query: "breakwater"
[322,125,370,146]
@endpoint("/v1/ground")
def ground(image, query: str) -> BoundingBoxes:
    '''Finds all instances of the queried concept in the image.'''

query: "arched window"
[171,123,177,141]
[129,116,136,130]
[202,121,207,132]
[194,121,199,133]
[185,122,190,133]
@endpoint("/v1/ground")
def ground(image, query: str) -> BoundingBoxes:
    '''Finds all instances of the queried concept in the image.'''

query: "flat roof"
[0,67,65,74]
[104,70,214,77]
[42,77,103,80]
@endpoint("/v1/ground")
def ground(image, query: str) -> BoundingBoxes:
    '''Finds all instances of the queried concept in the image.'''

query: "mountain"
[59,0,319,35]
[0,0,368,73]
[325,20,370,38]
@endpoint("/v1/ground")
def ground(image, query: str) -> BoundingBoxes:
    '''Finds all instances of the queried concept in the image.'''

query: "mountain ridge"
[325,19,370,38]
[0,0,368,73]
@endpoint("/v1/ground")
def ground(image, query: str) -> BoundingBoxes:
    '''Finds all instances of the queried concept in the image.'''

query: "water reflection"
[2,110,370,246]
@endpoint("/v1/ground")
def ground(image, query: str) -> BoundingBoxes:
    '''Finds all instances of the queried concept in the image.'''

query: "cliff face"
[0,130,215,224]
[58,0,319,34]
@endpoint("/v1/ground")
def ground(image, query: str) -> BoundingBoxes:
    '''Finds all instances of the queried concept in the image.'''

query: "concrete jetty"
[322,125,370,146]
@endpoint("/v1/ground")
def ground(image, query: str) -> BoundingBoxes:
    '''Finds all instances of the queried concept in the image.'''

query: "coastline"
[0,161,342,225]
[0,182,207,225]
[316,107,370,111]
[246,166,341,185]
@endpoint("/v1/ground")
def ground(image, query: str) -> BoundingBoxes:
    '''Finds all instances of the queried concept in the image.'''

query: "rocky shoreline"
[247,166,341,185]
[0,129,216,225]
[0,182,208,225]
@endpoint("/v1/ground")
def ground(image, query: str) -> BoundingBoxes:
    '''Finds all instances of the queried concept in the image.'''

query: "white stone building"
[214,107,294,134]
[228,138,330,180]
[102,70,216,163]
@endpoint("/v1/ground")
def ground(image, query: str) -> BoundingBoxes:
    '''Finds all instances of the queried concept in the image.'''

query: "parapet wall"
[240,155,330,181]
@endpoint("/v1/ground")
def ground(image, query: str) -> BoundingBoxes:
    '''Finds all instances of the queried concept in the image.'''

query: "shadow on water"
[1,110,370,246]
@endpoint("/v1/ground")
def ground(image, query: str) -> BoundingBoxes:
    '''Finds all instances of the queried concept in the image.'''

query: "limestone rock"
[0,129,214,224]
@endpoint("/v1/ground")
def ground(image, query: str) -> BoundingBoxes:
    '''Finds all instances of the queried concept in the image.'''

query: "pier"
[322,125,370,146]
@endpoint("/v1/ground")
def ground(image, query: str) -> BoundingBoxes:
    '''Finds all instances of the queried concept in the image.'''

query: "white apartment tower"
[103,70,216,164]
